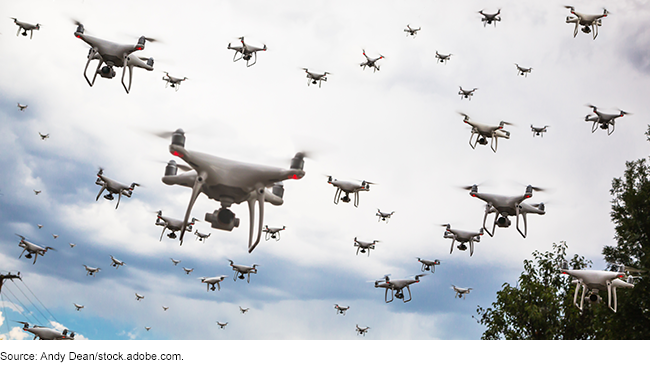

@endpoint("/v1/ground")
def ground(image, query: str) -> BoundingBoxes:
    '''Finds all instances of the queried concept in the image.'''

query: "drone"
[416,258,441,273]
[376,209,394,223]
[162,306,169,311]
[200,275,227,291]
[354,237,378,256]
[17,103,28,111]
[83,265,101,276]
[227,36,266,67]
[374,274,427,303]
[334,304,350,315]
[160,129,306,252]
[435,51,452,64]
[73,21,155,93]
[37,224,43,229]
[585,105,631,135]
[531,125,549,137]
[459,87,477,100]
[360,50,384,72]
[110,255,125,269]
[561,261,637,313]
[464,184,546,238]
[452,285,472,299]
[74,303,84,311]
[15,234,55,264]
[459,113,512,153]
[404,25,421,37]
[95,168,139,209]
[442,224,484,257]
[564,6,609,40]
[228,260,258,283]
[162,71,187,91]
[263,225,285,241]
[194,231,211,242]
[479,9,501,27]
[39,133,49,140]
[52,234,58,239]
[34,190,42,195]
[11,18,41,39]
[302,68,329,88]
[170,258,181,266]
[145,327,151,331]
[515,63,532,77]
[216,321,228,329]
[182,267,194,275]
[356,325,370,336]
[239,306,249,314]
[135,293,145,301]
[16,321,75,340]
[69,243,75,248]
[327,176,374,207]
[155,210,197,242]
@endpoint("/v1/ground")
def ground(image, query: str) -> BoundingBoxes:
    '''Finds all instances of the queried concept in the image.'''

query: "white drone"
[39,133,49,140]
[194,231,211,242]
[228,260,258,283]
[376,209,395,223]
[442,224,484,257]
[227,36,266,67]
[356,325,370,336]
[217,321,228,329]
[110,255,125,269]
[404,25,421,37]
[515,63,532,77]
[302,68,329,88]
[531,125,549,137]
[162,71,187,91]
[334,304,350,315]
[374,274,427,303]
[585,105,631,135]
[15,234,55,265]
[239,306,249,314]
[73,21,155,93]
[354,237,378,256]
[155,210,197,242]
[564,6,609,40]
[200,275,227,291]
[459,87,477,100]
[73,303,84,311]
[435,51,452,64]
[360,49,384,72]
[263,225,285,241]
[135,293,145,301]
[52,234,59,239]
[145,327,151,331]
[162,306,169,311]
[170,258,181,266]
[34,190,42,195]
[16,321,75,340]
[327,176,374,207]
[11,18,41,39]
[83,265,101,276]
[182,267,194,275]
[460,113,512,153]
[17,103,28,111]
[479,9,501,27]
[416,258,441,273]
[95,168,139,209]
[452,285,472,299]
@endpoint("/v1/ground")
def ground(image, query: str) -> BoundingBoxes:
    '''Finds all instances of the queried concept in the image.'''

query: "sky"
[1,0,650,349]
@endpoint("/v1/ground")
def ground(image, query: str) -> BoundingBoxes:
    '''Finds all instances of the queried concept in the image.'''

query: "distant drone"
[95,168,139,209]
[442,224,484,257]
[334,304,350,315]
[194,231,211,242]
[83,265,101,276]
[263,225,285,241]
[404,25,421,37]
[228,260,258,283]
[459,87,477,100]
[39,133,49,140]
[74,303,84,311]
[360,50,384,72]
[354,237,378,256]
[227,36,266,67]
[585,105,631,135]
[17,103,28,111]
[162,71,187,91]
[160,129,306,252]
[531,125,549,137]
[327,176,374,207]
[170,258,181,266]
[73,21,156,93]
[239,306,249,314]
[15,234,55,264]
[374,274,427,303]
[356,325,370,336]
[479,9,501,27]
[416,258,441,273]
[52,234,59,239]
[435,51,452,64]
[460,113,512,153]
[17,321,75,340]
[452,285,472,299]
[11,18,41,39]
[216,321,228,329]
[135,293,145,301]
[376,209,394,223]
[464,184,546,238]
[145,327,151,331]
[183,267,194,275]
[200,275,227,291]
[564,6,609,40]
[163,306,169,311]
[34,190,42,195]
[38,224,44,229]
[515,63,532,77]
[155,210,197,242]
[110,255,125,269]
[302,68,329,88]
[69,243,75,248]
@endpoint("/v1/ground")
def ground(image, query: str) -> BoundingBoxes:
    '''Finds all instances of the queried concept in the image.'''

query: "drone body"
[17,322,75,340]
[52,234,58,239]
[585,105,630,135]
[162,72,187,91]
[11,18,40,39]
[155,210,197,243]
[416,258,441,273]
[334,304,350,315]
[39,133,49,140]
[442,224,483,257]
[200,275,227,291]
[459,87,477,100]
[17,103,28,111]
[110,255,125,269]
[182,267,194,275]
[374,274,427,303]
[227,37,266,67]
[356,325,370,336]
[239,306,249,314]
[561,262,635,313]
[217,321,228,329]
[194,231,211,242]
[479,9,501,27]
[460,113,511,153]
[162,306,169,311]
[327,176,374,207]
[83,265,101,276]
[228,260,258,283]
[360,50,384,72]
[515,63,532,77]
[302,68,329,88]
[74,303,84,311]
[354,237,378,256]
[95,168,139,209]
[564,6,608,39]
[135,293,145,301]
[531,125,549,137]
[263,225,285,241]
[376,209,394,222]
[404,25,421,37]
[435,51,452,64]
[452,285,472,299]
[15,234,55,264]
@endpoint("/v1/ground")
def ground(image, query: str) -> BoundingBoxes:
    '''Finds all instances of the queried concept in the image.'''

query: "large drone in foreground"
[460,113,512,153]
[564,6,609,40]
[17,321,75,340]
[95,168,139,209]
[585,105,631,135]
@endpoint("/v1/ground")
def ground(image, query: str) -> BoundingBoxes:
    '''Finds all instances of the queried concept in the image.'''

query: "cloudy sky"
[1,0,649,350]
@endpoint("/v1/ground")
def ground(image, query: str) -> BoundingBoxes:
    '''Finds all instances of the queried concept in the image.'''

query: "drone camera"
[496,216,511,228]
[100,65,116,79]
[205,208,240,232]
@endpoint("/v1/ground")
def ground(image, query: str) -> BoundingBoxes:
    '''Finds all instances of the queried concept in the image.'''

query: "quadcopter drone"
[360,49,384,72]
[17,321,75,340]
[200,275,227,291]
[239,306,249,314]
[155,210,197,242]
[182,267,194,275]
[531,125,549,137]
[585,105,631,135]
[163,306,169,311]
[170,258,181,266]
[459,87,477,100]
[34,190,42,195]
[416,258,441,273]
[216,321,228,329]
[354,237,378,256]
[302,68,329,88]
[334,304,350,315]
[95,168,139,209]
[228,260,258,283]
[376,209,394,223]
[564,6,609,40]
[110,255,125,269]
[39,133,49,140]
[460,113,512,153]
[464,184,546,238]
[374,274,427,303]
[515,63,532,77]
[83,265,101,276]
[435,51,452,64]
[52,234,59,239]
[479,9,501,27]
[442,224,484,257]
[195,231,211,242]
[404,25,421,37]
[11,18,41,39]
[17,103,28,111]
[74,303,84,311]
[162,71,187,91]
[135,293,145,301]
[15,234,55,264]
[160,128,306,252]
[145,327,151,331]
[452,285,472,299]
[561,261,637,313]
[356,325,370,336]
[73,21,155,93]
[263,225,285,241]
[69,243,75,248]
[227,36,266,67]
[327,176,374,207]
